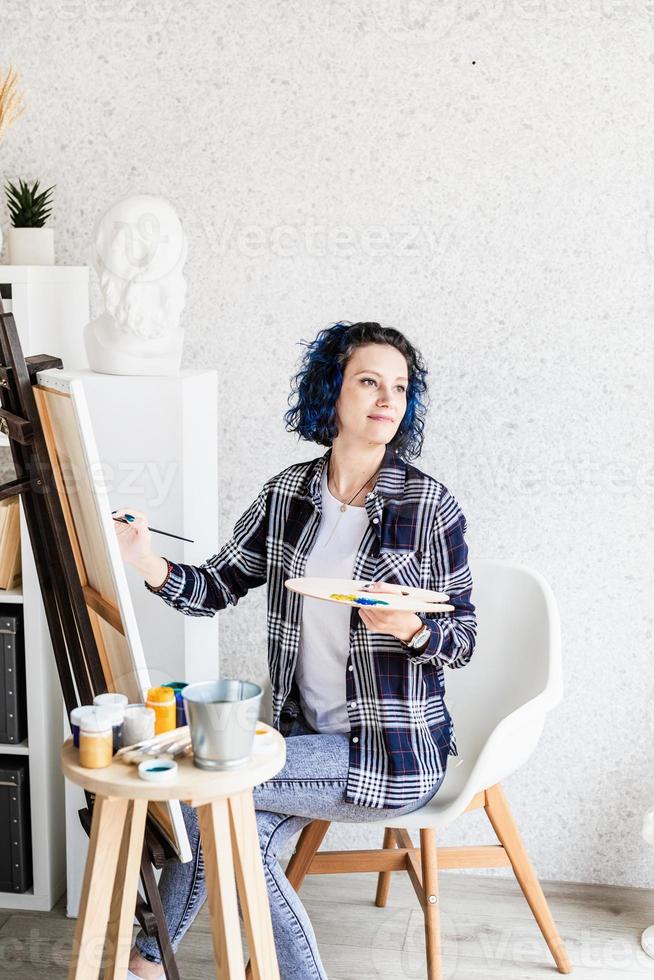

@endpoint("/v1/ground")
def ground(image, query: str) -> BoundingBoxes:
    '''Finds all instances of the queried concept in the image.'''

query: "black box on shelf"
[0,605,26,746]
[0,756,32,893]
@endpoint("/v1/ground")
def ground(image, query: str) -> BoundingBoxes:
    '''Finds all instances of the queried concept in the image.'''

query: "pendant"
[340,504,347,512]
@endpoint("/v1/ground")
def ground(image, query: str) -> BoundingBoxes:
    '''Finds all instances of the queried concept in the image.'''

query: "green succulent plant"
[5,178,55,228]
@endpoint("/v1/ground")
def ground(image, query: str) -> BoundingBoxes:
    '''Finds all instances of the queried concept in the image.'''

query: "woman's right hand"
[112,507,153,566]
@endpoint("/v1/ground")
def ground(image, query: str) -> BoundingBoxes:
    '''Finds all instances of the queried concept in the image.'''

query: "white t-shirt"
[294,465,369,734]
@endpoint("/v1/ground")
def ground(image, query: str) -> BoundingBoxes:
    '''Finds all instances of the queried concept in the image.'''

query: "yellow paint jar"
[78,707,114,769]
[146,687,177,735]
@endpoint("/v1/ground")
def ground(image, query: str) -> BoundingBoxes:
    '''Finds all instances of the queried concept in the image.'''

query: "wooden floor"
[1,869,654,979]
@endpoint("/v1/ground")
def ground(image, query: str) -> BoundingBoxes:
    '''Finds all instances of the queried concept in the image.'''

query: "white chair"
[283,558,573,979]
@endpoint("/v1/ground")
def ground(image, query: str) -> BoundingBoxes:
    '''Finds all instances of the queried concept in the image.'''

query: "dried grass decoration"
[0,65,25,143]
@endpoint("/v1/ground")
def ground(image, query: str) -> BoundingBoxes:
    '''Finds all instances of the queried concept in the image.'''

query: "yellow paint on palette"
[329,593,391,606]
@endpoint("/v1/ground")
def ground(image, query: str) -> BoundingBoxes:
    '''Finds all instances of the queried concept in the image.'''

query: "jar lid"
[100,704,125,725]
[70,705,97,726]
[94,692,129,708]
[124,704,156,718]
[146,686,176,703]
[79,706,114,733]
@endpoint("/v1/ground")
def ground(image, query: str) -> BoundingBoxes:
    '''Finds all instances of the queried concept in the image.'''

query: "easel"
[0,293,183,979]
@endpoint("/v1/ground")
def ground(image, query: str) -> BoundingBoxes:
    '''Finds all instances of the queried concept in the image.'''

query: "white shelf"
[0,500,67,912]
[0,586,23,603]
[0,738,29,754]
[0,265,88,283]
[0,887,57,912]
[0,264,90,371]
[0,887,35,910]
[0,267,79,911]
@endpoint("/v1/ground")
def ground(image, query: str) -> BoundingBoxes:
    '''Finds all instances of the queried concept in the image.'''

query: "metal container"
[182,679,263,770]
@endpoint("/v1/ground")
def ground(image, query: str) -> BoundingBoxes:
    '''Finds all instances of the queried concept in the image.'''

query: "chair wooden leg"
[374,828,397,908]
[419,828,442,980]
[285,819,331,891]
[484,783,572,974]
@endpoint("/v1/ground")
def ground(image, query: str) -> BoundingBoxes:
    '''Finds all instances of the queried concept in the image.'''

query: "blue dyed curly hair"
[284,321,429,461]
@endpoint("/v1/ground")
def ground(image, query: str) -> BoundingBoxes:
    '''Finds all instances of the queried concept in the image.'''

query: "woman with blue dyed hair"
[115,320,477,980]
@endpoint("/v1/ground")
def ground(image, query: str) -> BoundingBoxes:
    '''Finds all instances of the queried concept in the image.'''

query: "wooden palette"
[285,577,455,613]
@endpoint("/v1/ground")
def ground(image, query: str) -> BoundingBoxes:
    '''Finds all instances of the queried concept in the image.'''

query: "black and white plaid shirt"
[146,443,477,809]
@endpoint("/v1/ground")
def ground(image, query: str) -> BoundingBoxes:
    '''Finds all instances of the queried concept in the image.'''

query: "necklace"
[328,457,380,511]
[321,457,381,548]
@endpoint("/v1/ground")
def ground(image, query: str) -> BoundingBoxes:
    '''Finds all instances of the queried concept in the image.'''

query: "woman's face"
[334,343,409,449]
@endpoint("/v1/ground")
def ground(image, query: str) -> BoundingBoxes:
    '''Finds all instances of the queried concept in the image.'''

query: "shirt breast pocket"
[373,548,425,589]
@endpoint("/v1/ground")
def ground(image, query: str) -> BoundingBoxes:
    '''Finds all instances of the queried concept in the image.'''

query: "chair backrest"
[444,558,562,765]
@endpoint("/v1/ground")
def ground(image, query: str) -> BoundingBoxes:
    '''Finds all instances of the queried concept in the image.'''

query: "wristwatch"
[405,622,431,652]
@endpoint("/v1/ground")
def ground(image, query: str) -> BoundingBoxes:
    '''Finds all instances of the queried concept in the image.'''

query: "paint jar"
[163,682,188,727]
[92,695,126,752]
[69,706,97,748]
[93,692,129,710]
[138,758,178,783]
[145,687,177,735]
[78,708,114,769]
[101,704,125,753]
[122,705,156,746]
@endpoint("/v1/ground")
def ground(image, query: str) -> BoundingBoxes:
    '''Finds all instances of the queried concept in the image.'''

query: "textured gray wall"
[1,2,652,889]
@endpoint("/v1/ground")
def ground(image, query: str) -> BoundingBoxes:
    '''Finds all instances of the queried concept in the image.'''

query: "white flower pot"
[7,227,55,265]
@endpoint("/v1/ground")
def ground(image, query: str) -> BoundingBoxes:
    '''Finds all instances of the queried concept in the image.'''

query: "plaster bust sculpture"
[84,194,188,376]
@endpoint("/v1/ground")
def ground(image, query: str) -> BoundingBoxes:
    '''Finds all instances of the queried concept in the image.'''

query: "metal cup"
[182,679,263,770]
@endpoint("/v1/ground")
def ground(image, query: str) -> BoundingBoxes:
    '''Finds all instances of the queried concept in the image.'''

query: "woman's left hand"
[356,581,423,643]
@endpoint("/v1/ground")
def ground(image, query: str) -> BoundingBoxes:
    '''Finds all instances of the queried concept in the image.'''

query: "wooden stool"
[61,726,286,980]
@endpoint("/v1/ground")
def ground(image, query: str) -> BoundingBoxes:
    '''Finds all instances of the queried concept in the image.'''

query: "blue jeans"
[135,713,445,979]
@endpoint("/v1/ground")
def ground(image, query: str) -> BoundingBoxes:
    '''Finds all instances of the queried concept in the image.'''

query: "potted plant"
[5,178,56,265]
[0,65,26,259]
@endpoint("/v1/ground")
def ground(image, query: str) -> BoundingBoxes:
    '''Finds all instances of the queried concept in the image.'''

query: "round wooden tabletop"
[61,723,286,802]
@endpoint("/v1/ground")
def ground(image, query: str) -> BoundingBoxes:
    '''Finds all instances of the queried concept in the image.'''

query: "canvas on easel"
[32,371,191,862]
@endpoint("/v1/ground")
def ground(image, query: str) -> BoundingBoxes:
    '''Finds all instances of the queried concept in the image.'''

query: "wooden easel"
[0,292,183,980]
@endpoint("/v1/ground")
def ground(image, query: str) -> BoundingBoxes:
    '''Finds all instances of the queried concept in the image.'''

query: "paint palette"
[284,577,455,613]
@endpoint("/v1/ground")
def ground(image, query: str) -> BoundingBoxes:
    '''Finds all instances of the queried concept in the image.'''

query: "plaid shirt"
[146,444,476,809]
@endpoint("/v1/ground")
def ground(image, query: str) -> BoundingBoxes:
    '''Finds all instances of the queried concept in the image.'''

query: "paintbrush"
[112,515,194,543]
[115,726,192,764]
[119,736,193,765]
